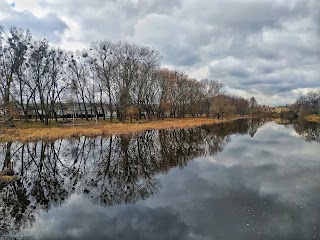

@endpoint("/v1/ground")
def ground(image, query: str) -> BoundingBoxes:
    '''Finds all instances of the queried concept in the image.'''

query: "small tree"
[210,95,235,119]
[201,79,225,116]
[126,105,139,123]
[249,97,258,117]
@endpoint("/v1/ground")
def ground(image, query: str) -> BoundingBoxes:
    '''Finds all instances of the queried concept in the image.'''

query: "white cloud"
[9,0,48,17]
[292,88,320,95]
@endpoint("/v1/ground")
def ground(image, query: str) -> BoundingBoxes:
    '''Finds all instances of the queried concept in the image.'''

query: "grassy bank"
[0,117,238,143]
[306,115,320,123]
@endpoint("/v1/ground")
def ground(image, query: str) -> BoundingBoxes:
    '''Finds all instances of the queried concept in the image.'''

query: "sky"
[0,0,319,106]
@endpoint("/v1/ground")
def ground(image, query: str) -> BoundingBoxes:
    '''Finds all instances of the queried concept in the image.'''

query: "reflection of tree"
[202,118,270,138]
[0,119,267,235]
[159,128,205,169]
[84,133,161,206]
[248,119,268,137]
[291,120,320,143]
[0,141,70,235]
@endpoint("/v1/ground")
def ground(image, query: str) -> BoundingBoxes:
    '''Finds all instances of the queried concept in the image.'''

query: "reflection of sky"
[19,122,320,240]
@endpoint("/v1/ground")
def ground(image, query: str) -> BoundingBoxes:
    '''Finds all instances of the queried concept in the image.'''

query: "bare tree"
[249,96,258,117]
[47,48,69,122]
[292,90,320,117]
[113,42,161,122]
[66,51,91,120]
[201,79,225,116]
[89,41,117,121]
[210,95,236,119]
[0,27,31,126]
[28,40,53,125]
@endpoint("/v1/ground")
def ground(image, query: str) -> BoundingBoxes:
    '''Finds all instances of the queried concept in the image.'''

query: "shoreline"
[0,117,241,143]
[305,115,320,123]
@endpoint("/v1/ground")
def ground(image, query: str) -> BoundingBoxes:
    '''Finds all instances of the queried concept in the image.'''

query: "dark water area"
[0,119,320,239]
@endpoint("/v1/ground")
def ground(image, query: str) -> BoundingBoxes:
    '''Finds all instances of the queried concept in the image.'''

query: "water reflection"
[275,118,320,143]
[0,119,269,237]
[292,120,320,143]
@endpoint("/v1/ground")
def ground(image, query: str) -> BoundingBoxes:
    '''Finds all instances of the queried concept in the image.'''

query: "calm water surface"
[0,119,320,240]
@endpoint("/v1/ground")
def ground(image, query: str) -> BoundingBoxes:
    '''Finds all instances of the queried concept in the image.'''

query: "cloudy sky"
[1,0,319,106]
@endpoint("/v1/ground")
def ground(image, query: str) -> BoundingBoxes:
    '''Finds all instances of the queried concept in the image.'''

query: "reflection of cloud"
[4,121,320,239]
[210,122,320,168]
[290,131,301,138]
[143,122,320,239]
[22,194,190,240]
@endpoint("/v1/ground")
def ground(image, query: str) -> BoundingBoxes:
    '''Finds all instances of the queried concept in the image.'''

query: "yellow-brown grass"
[0,117,238,143]
[306,115,320,123]
[0,175,18,182]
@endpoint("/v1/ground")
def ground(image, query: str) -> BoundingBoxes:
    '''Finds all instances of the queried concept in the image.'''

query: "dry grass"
[0,117,238,142]
[306,115,320,123]
[0,175,18,182]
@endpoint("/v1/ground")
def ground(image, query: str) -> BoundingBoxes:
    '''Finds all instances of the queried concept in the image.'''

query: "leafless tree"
[0,27,31,126]
[249,96,258,117]
[201,79,225,116]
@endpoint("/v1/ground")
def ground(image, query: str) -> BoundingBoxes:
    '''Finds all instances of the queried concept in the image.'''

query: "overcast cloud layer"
[1,0,320,105]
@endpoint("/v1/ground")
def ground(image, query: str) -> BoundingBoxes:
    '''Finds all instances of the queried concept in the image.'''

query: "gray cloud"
[1,0,320,104]
[0,2,68,42]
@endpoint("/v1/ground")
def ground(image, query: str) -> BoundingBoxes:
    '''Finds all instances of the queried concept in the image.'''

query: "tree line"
[0,26,253,126]
[291,90,320,117]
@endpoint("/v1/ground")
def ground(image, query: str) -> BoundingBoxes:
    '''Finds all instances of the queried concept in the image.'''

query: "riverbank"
[0,117,239,142]
[306,115,320,123]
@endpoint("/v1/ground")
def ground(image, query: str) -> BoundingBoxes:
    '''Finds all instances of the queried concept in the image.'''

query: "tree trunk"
[3,142,12,171]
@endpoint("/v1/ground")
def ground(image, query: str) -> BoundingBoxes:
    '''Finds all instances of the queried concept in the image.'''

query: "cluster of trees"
[292,90,320,117]
[0,26,253,126]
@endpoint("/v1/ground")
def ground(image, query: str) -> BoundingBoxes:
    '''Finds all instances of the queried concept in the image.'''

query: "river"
[0,119,319,239]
